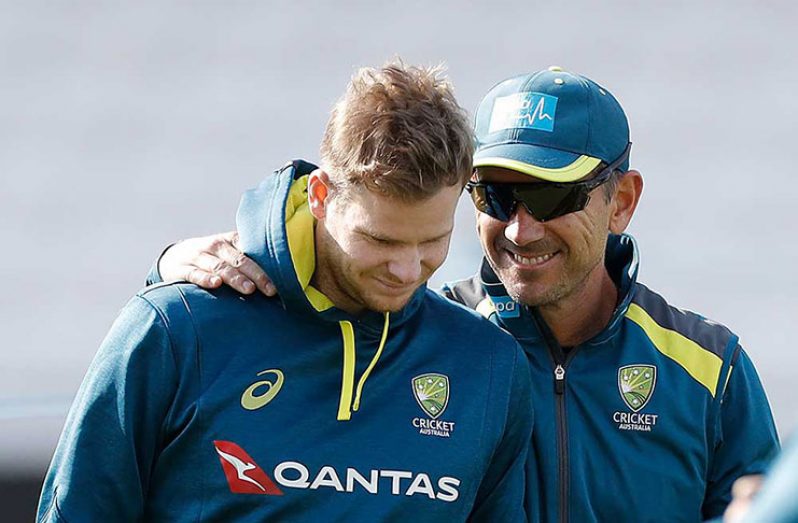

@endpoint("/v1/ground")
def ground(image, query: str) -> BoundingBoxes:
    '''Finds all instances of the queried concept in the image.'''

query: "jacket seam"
[473,333,498,499]
[173,286,206,523]
[136,288,205,523]
[712,336,741,447]
[480,337,517,491]
[133,293,182,509]
[135,294,182,437]
[39,486,68,523]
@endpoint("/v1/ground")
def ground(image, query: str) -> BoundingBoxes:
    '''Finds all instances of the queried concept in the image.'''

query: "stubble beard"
[497,250,603,310]
[321,253,417,314]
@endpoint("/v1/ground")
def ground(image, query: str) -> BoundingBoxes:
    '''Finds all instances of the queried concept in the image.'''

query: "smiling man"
[37,63,535,522]
[450,68,779,522]
[151,66,780,522]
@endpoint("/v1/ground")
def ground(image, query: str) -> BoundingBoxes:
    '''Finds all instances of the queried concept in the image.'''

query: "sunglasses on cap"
[466,143,632,222]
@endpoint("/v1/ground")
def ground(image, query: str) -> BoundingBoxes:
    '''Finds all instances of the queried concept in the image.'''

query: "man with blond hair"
[37,63,535,522]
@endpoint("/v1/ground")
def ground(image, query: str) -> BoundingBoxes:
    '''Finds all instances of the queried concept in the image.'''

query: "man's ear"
[307,169,331,220]
[609,170,643,234]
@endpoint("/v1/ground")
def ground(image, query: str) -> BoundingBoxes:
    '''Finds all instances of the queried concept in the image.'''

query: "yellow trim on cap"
[473,155,602,182]
[625,303,722,397]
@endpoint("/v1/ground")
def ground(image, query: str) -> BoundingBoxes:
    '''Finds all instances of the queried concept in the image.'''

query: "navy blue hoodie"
[38,160,535,522]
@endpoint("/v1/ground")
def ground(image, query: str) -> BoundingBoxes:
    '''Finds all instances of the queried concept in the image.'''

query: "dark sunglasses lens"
[514,185,591,222]
[469,184,515,221]
[469,181,594,222]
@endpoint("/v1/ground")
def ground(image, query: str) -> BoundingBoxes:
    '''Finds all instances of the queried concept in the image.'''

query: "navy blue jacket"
[443,234,779,523]
[38,161,535,522]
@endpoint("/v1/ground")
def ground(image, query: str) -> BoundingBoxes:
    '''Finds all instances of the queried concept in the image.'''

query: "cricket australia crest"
[411,373,455,438]
[618,365,656,412]
[413,373,449,419]
[614,365,659,432]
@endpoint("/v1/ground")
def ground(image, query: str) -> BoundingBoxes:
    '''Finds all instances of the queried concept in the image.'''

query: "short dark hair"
[601,170,623,202]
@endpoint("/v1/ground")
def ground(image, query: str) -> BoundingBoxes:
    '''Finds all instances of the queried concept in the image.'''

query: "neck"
[311,269,364,316]
[537,264,619,347]
[311,224,365,316]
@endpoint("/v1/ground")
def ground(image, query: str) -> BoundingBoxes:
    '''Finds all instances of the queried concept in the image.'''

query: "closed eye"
[423,236,447,246]
[365,234,396,246]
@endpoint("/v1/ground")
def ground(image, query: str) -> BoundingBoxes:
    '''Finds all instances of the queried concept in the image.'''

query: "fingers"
[195,252,257,294]
[731,474,764,499]
[158,232,276,296]
[231,253,276,296]
[724,475,765,523]
[207,237,276,296]
[184,268,223,289]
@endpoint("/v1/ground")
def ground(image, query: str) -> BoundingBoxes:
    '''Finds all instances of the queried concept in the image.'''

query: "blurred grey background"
[1,1,796,520]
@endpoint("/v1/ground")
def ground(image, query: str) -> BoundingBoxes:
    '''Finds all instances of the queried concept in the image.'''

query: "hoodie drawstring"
[336,312,390,421]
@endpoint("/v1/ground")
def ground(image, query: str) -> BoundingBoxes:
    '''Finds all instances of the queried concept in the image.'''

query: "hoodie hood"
[235,159,426,330]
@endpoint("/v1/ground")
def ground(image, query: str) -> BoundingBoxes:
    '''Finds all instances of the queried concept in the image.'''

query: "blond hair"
[320,61,474,201]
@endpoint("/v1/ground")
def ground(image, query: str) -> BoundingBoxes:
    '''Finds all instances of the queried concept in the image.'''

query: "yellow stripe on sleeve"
[625,303,722,397]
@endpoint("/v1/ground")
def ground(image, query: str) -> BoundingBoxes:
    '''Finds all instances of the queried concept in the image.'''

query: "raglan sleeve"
[702,346,780,519]
[36,295,179,522]
[469,341,535,523]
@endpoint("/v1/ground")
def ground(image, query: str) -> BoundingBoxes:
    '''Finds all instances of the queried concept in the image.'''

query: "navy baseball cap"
[473,66,631,182]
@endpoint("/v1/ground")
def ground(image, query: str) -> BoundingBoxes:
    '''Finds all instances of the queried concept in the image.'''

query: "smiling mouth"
[509,251,557,267]
[374,278,416,294]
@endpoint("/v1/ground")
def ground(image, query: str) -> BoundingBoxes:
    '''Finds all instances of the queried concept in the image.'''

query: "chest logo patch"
[412,373,455,438]
[488,92,557,133]
[413,373,450,419]
[618,364,656,412]
[491,296,521,319]
[241,369,284,411]
[613,365,659,432]
[213,440,283,495]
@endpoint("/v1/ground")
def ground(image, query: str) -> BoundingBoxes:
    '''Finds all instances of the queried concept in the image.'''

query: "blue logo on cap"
[492,296,521,319]
[488,92,557,133]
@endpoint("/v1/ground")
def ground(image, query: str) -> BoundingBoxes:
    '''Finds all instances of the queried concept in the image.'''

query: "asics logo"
[241,369,284,410]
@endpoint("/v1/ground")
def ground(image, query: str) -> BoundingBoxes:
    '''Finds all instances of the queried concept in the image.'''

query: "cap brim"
[473,143,602,182]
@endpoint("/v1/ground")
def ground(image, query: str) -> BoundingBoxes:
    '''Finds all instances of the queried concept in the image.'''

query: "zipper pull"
[554,364,565,395]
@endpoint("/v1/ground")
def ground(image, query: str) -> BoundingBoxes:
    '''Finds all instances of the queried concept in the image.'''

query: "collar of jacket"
[479,233,640,345]
[235,159,425,334]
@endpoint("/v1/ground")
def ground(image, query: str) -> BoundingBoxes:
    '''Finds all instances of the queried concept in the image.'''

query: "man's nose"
[503,206,546,246]
[386,249,422,285]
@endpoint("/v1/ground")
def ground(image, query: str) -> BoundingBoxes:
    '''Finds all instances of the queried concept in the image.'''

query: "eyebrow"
[355,227,453,245]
